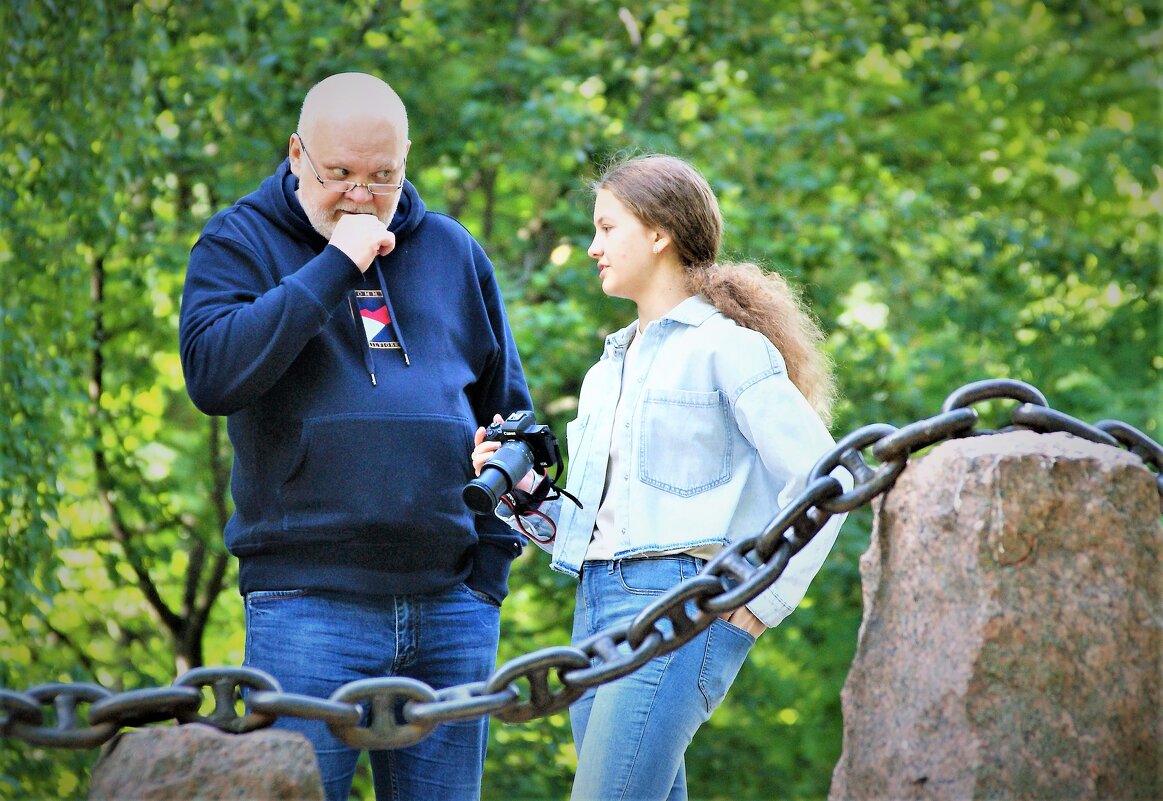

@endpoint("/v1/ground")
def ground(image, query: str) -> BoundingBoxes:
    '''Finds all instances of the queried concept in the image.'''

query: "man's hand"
[471,416,504,475]
[330,213,396,273]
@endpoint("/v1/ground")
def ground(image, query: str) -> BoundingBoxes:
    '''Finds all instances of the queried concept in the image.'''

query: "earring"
[652,243,662,254]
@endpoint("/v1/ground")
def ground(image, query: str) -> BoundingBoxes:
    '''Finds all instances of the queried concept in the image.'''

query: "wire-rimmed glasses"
[295,133,406,195]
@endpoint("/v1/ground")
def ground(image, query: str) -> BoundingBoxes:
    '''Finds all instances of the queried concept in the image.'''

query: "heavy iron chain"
[2,379,1159,751]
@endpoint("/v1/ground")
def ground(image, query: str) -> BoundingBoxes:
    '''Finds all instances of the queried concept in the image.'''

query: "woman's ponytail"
[686,262,836,425]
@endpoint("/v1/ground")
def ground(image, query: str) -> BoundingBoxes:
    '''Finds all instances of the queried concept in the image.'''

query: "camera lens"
[462,473,505,515]
[463,441,536,515]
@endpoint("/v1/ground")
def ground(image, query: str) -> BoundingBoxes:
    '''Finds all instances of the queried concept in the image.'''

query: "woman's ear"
[651,234,670,255]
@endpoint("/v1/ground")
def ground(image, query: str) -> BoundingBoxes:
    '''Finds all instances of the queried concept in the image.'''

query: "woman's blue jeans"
[569,555,757,801]
[243,584,500,801]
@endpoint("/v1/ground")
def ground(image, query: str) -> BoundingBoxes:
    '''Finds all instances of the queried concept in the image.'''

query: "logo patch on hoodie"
[354,290,401,350]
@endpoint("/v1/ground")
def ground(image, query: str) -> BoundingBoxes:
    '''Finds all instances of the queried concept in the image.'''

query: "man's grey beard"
[299,191,396,240]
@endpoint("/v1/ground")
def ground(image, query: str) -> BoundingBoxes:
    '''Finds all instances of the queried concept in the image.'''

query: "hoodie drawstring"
[348,262,410,387]
[374,263,411,367]
[350,295,379,386]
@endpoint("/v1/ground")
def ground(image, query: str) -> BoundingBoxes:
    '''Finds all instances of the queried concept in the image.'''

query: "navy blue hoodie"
[179,160,531,604]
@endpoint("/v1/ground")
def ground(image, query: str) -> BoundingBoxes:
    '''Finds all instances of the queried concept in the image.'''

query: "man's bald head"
[297,72,409,141]
[289,73,411,241]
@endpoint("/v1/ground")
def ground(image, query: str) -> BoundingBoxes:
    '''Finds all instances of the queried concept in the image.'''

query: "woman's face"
[588,188,659,303]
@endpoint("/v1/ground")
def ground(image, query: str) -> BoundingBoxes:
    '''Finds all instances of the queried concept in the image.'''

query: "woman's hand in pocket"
[719,605,766,637]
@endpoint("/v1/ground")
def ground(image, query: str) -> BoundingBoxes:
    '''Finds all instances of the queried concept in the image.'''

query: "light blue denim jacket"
[517,296,847,628]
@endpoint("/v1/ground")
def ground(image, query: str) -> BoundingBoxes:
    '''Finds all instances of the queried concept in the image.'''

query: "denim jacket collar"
[603,295,718,356]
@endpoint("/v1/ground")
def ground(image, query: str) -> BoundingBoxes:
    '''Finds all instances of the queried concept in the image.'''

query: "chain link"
[810,424,905,512]
[0,689,43,734]
[328,677,438,749]
[484,647,591,723]
[7,683,117,749]
[1012,405,1121,448]
[1095,419,1163,503]
[2,379,1159,750]
[564,622,662,689]
[89,686,203,729]
[872,407,979,462]
[405,681,520,726]
[248,690,361,729]
[941,378,1048,413]
[173,666,280,733]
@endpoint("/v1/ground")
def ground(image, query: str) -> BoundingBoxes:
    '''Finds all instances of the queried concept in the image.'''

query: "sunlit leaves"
[1,0,1157,798]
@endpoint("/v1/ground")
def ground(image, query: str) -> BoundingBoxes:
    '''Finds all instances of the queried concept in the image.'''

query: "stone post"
[829,431,1161,801]
[88,722,323,800]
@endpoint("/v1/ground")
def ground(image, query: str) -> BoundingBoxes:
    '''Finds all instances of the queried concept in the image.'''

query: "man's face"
[290,123,410,240]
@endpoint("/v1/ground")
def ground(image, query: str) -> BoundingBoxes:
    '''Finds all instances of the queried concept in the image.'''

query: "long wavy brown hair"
[595,154,838,423]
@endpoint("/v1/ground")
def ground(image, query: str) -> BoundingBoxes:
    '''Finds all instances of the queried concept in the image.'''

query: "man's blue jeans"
[243,584,501,801]
[569,556,756,801]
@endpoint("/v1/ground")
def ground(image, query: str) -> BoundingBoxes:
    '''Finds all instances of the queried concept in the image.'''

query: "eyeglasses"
[295,133,406,196]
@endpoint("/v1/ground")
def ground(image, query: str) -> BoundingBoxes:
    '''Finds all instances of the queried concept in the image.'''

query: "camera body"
[463,410,561,515]
[482,410,559,468]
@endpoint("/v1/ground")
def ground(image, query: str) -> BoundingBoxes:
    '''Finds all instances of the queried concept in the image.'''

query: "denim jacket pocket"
[639,388,732,497]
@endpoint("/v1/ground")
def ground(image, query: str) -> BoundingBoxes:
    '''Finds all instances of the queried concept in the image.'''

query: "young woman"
[472,154,846,801]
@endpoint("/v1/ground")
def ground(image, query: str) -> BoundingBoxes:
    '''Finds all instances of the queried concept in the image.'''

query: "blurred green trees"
[1,1,1157,799]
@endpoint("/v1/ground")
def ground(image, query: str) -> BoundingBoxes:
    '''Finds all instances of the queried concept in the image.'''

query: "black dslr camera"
[463,411,562,516]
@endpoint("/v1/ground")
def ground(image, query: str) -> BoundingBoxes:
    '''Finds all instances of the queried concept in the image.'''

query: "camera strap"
[504,472,552,516]
[546,481,584,510]
[505,470,583,516]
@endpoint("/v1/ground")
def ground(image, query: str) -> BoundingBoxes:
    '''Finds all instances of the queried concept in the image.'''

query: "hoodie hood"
[239,158,427,244]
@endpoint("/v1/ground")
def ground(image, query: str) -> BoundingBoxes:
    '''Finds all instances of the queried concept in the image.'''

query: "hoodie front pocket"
[278,413,475,534]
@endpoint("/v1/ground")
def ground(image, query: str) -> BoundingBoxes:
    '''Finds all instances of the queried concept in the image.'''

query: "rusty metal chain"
[2,379,1159,751]
[4,683,117,749]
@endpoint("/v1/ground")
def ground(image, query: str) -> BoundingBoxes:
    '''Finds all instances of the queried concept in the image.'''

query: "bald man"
[179,72,532,801]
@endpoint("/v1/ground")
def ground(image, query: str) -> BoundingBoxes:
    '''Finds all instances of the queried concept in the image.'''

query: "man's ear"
[287,133,303,177]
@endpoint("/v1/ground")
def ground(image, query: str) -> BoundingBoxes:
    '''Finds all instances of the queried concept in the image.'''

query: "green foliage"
[1,0,1158,799]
